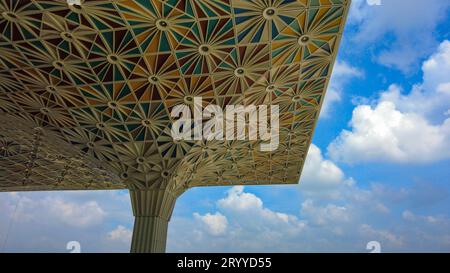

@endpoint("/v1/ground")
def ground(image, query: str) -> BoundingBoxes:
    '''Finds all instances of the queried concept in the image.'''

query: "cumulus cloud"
[300,144,354,195]
[0,190,132,252]
[321,61,363,118]
[48,198,105,228]
[1,193,105,228]
[194,212,228,236]
[381,41,450,121]
[349,0,450,73]
[328,41,450,164]
[218,186,303,228]
[107,225,132,243]
[170,186,308,252]
[168,183,450,252]
[1,182,449,252]
[168,144,450,252]
[328,100,450,163]
[218,186,263,212]
[301,200,350,226]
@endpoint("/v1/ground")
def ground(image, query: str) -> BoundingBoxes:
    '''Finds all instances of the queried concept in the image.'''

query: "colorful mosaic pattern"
[0,0,350,192]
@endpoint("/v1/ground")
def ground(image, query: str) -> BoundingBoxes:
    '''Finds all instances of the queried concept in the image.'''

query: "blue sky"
[1,0,450,252]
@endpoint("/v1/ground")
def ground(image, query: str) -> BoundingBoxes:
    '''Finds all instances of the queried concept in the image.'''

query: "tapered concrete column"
[129,189,178,253]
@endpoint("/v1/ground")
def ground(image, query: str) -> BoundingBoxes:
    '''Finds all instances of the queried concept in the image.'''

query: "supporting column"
[129,189,178,253]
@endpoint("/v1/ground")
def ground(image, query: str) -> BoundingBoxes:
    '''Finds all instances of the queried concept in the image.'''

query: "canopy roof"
[0,0,350,193]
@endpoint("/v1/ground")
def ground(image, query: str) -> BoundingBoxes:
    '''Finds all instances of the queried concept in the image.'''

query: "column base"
[131,216,168,253]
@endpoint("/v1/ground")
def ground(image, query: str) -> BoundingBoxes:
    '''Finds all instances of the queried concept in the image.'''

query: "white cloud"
[381,41,450,121]
[171,186,308,252]
[300,144,354,196]
[1,194,105,228]
[349,0,450,72]
[0,146,447,253]
[168,183,450,252]
[360,224,403,247]
[0,190,132,252]
[328,41,450,164]
[328,100,450,163]
[301,200,350,226]
[217,186,302,227]
[107,225,132,243]
[218,186,262,212]
[194,212,228,236]
[1,183,449,252]
[322,61,363,118]
[402,210,449,225]
[165,144,450,252]
[48,198,105,228]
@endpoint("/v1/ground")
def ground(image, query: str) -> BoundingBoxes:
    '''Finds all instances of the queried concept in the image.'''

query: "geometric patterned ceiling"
[0,0,350,194]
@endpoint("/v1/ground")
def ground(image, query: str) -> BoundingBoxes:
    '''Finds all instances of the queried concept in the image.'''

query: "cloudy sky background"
[1,0,450,252]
